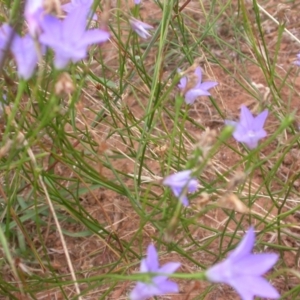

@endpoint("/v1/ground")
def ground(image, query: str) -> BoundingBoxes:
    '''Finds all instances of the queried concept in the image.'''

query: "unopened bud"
[55,72,74,96]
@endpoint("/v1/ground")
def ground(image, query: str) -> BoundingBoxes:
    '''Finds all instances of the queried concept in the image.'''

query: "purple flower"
[178,67,218,104]
[134,0,141,4]
[130,244,180,300]
[129,18,153,39]
[11,33,42,80]
[0,24,42,79]
[25,0,45,36]
[0,24,13,62]
[206,227,280,300]
[163,170,198,206]
[62,0,97,21]
[225,105,268,149]
[39,4,109,69]
[294,53,300,66]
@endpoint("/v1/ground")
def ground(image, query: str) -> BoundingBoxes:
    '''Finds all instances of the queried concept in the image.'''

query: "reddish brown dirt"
[3,1,300,299]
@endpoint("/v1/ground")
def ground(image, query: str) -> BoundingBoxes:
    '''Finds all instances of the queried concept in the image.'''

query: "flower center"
[247,130,256,137]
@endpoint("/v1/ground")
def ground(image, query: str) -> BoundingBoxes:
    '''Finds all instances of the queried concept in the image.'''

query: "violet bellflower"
[39,3,109,69]
[163,170,198,206]
[134,0,141,4]
[225,105,268,149]
[178,67,218,104]
[0,24,41,79]
[129,18,153,39]
[206,227,280,300]
[11,33,44,80]
[130,244,180,300]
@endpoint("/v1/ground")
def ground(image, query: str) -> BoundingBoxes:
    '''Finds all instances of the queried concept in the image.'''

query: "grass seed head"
[195,128,217,158]
[217,193,249,214]
[226,171,247,192]
[55,72,74,96]
[43,0,62,16]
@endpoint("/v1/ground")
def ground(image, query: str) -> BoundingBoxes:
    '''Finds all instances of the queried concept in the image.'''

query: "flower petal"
[11,34,39,79]
[178,76,187,90]
[232,124,249,141]
[205,259,230,283]
[230,276,280,299]
[39,15,62,47]
[62,0,97,21]
[143,244,159,272]
[163,170,192,187]
[180,196,189,206]
[159,262,181,274]
[199,81,218,91]
[194,67,202,84]
[163,170,197,206]
[80,29,110,45]
[243,136,259,149]
[153,262,180,283]
[0,24,13,61]
[228,227,255,261]
[187,178,198,193]
[225,120,237,127]
[62,0,93,12]
[130,282,159,300]
[130,18,153,39]
[185,88,210,104]
[156,280,179,294]
[252,128,267,140]
[54,53,71,69]
[253,109,268,131]
[235,253,278,276]
[239,105,254,129]
[63,4,89,42]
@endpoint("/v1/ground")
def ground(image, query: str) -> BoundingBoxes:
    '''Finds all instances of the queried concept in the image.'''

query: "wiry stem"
[24,135,82,300]
[257,3,300,45]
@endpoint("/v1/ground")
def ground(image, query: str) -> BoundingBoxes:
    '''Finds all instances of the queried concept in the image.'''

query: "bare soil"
[3,0,300,299]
